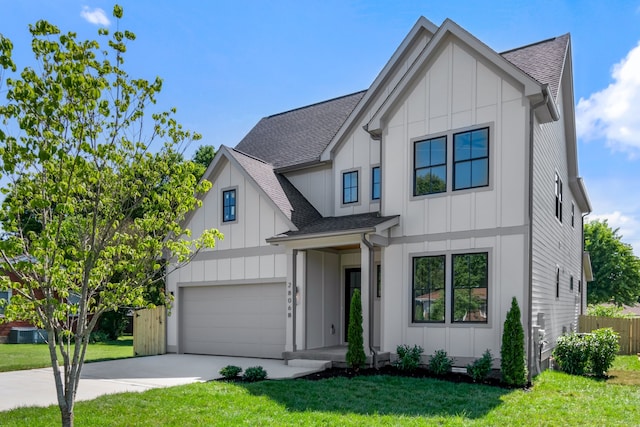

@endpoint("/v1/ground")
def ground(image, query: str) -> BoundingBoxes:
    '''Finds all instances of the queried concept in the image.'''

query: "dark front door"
[344,268,361,341]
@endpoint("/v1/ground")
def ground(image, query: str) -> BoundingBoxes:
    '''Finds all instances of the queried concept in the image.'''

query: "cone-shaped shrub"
[346,289,366,370]
[501,297,527,386]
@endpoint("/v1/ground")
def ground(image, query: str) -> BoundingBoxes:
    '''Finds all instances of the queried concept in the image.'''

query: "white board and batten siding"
[166,157,289,357]
[377,39,529,358]
[531,86,584,359]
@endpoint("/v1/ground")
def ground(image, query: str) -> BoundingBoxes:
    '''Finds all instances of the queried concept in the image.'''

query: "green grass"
[2,356,639,426]
[0,337,133,372]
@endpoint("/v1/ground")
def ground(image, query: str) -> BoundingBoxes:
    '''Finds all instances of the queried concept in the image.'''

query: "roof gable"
[366,18,547,135]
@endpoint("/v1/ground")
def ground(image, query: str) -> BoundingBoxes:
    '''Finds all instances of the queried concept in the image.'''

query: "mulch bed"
[296,365,521,389]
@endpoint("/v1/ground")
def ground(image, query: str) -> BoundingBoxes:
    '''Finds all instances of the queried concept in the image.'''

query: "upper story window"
[571,202,575,227]
[414,136,446,196]
[452,253,488,323]
[222,188,237,222]
[453,127,489,190]
[342,170,359,204]
[555,173,563,222]
[412,255,446,322]
[372,166,381,201]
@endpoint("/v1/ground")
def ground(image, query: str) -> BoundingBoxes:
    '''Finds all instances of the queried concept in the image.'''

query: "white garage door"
[181,283,286,358]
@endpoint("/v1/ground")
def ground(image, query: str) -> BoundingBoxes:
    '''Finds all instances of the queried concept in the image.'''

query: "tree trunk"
[61,407,74,427]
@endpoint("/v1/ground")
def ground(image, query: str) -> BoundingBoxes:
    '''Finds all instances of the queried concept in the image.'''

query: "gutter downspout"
[361,233,377,368]
[528,90,549,380]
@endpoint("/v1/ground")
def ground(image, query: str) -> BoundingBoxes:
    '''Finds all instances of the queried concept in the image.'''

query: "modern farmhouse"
[166,16,592,374]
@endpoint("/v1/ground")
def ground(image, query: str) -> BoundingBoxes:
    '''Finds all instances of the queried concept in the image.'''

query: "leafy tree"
[346,288,366,370]
[192,144,216,170]
[501,297,527,386]
[584,220,640,306]
[0,6,221,426]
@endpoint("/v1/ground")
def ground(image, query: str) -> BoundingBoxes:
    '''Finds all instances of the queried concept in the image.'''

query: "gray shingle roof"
[227,147,320,229]
[501,34,569,101]
[235,91,365,170]
[276,212,399,239]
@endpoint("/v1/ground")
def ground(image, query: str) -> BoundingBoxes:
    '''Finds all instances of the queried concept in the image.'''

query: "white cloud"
[576,41,640,157]
[80,6,110,26]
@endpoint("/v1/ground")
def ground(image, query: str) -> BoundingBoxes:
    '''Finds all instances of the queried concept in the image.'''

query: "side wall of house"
[166,158,290,353]
[379,38,530,361]
[531,85,584,363]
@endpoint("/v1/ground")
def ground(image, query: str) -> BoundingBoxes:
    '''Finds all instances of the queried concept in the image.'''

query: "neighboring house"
[0,271,41,343]
[166,17,592,375]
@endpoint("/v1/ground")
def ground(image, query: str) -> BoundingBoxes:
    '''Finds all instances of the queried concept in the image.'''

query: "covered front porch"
[267,212,399,365]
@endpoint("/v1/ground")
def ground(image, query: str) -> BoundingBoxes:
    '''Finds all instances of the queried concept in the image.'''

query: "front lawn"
[0,337,133,372]
[2,355,639,425]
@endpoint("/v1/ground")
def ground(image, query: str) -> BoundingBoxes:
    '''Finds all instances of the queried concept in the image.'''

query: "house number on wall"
[287,282,292,318]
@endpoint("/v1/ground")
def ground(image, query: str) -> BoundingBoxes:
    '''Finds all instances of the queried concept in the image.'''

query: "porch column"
[360,241,372,354]
[284,248,297,352]
[295,250,306,350]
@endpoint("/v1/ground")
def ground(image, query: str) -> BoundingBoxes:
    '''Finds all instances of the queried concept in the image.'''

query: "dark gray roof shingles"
[280,212,398,238]
[235,91,365,170]
[501,34,569,101]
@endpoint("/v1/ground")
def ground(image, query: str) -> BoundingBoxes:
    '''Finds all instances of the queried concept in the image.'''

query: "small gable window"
[453,127,489,191]
[222,189,237,222]
[372,166,381,201]
[343,170,359,204]
[414,136,447,196]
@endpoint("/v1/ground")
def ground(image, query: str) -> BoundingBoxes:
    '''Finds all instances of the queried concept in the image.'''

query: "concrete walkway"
[0,354,322,412]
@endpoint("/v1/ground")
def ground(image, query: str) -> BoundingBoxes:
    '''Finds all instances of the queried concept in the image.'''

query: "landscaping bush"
[394,344,423,372]
[243,366,267,382]
[219,365,242,379]
[428,349,453,376]
[589,328,620,377]
[346,289,366,370]
[501,297,527,386]
[467,349,493,382]
[553,333,591,375]
[88,330,110,343]
[97,309,130,340]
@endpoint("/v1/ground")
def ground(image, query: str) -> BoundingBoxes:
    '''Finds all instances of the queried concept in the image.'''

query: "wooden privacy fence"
[133,306,166,356]
[579,315,640,355]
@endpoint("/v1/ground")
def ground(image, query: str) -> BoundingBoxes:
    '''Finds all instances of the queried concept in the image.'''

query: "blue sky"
[1,0,640,253]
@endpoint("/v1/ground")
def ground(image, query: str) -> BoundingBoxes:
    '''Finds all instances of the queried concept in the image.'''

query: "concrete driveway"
[0,354,322,412]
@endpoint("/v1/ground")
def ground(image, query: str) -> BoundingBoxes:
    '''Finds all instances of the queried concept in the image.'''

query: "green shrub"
[394,344,423,371]
[97,309,130,340]
[242,366,267,382]
[429,349,453,376]
[467,349,493,382]
[346,289,366,370]
[88,330,110,343]
[219,365,242,379]
[587,304,633,318]
[553,333,590,375]
[501,297,527,386]
[589,328,620,377]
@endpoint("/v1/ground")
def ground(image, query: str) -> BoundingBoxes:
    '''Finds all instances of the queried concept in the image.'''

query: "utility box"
[8,327,47,344]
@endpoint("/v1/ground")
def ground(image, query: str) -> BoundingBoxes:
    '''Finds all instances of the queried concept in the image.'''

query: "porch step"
[287,359,332,369]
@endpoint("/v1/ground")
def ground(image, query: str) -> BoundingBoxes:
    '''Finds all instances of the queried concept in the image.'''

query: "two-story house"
[166,17,591,375]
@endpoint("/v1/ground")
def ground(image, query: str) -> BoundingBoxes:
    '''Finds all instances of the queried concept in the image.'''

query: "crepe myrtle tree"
[0,6,221,426]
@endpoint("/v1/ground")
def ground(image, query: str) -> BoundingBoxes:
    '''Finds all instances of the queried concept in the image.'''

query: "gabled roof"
[502,34,570,102]
[235,91,365,170]
[225,147,322,229]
